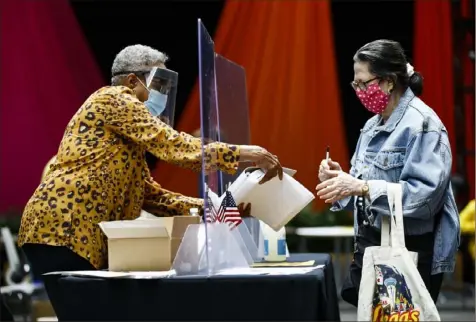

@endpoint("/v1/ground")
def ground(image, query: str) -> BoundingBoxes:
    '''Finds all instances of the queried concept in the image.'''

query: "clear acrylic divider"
[233,222,260,261]
[171,224,206,275]
[214,53,264,261]
[173,223,252,276]
[172,19,250,276]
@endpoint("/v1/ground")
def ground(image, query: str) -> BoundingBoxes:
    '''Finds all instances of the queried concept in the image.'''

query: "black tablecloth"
[45,253,340,321]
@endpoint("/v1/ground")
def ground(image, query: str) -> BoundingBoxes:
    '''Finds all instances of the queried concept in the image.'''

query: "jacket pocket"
[367,150,405,182]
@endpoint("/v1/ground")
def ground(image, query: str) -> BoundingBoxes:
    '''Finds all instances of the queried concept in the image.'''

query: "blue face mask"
[145,89,168,116]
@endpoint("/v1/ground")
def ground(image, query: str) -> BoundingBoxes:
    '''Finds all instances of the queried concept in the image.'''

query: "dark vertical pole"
[451,0,470,205]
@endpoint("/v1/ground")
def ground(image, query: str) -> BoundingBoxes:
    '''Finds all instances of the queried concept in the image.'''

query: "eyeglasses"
[350,77,379,91]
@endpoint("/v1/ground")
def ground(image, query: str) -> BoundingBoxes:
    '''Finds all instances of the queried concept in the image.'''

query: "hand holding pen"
[317,145,342,183]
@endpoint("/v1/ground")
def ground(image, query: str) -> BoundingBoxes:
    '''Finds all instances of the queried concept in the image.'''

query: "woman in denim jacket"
[315,39,460,307]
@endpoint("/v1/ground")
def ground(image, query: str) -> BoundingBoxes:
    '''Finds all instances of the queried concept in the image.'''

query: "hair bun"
[408,71,423,96]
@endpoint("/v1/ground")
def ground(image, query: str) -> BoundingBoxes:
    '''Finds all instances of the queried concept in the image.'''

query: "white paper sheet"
[224,168,315,231]
[264,266,324,275]
[138,209,159,219]
[283,167,297,177]
[120,271,175,278]
[43,270,176,279]
[215,265,324,276]
[44,270,131,278]
[42,266,324,278]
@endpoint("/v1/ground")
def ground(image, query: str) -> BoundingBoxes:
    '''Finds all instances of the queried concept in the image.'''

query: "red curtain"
[414,0,456,172]
[155,0,348,209]
[0,0,104,213]
[461,0,475,198]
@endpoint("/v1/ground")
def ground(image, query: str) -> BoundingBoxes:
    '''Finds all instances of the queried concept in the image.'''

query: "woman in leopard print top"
[18,45,282,275]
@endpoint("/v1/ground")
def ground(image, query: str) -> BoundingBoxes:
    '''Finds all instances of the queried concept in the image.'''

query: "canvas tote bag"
[357,183,440,321]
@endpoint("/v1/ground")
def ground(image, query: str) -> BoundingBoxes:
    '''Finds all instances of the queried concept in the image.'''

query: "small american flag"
[204,195,217,223]
[218,191,242,230]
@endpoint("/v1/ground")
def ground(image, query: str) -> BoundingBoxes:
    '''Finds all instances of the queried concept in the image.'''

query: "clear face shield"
[144,67,178,127]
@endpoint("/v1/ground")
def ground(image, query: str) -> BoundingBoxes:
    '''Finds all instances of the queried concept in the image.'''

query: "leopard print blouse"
[17,86,240,269]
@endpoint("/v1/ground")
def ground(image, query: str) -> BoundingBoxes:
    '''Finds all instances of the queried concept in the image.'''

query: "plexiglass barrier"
[214,53,263,260]
[172,19,261,276]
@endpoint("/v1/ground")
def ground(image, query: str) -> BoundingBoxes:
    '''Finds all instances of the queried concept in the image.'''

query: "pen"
[326,146,330,163]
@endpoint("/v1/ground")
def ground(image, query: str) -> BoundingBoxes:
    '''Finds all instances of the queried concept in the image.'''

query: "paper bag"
[226,167,314,231]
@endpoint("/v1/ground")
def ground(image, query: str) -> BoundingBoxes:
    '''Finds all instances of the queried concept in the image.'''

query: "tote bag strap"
[381,184,391,246]
[381,216,390,246]
[387,183,406,247]
[381,184,393,246]
[382,184,405,247]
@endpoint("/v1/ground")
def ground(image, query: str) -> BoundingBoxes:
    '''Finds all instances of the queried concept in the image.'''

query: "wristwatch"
[361,181,369,196]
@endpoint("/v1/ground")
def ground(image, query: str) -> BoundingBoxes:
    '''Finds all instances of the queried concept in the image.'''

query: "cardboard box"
[99,216,200,272]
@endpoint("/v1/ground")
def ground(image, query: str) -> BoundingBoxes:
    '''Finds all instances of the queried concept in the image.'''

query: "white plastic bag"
[357,183,440,321]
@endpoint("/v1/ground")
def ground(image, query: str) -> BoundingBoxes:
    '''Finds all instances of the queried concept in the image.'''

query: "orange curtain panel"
[155,0,348,209]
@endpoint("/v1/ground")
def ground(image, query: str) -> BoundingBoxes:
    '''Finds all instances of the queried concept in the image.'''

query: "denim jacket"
[332,88,460,274]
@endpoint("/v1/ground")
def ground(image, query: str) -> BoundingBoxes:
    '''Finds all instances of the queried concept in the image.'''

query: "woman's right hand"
[318,158,342,182]
[240,145,283,184]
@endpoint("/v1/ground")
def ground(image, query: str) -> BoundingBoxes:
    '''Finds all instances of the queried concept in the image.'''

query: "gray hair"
[111,44,169,85]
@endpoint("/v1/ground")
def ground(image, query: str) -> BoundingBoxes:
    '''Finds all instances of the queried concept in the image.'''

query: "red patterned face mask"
[355,83,390,114]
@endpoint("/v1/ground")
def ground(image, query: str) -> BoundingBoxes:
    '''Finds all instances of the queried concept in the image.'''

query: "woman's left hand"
[315,170,364,203]
[238,203,252,217]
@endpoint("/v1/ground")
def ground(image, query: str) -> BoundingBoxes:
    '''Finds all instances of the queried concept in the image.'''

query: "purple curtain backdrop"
[0,0,105,213]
